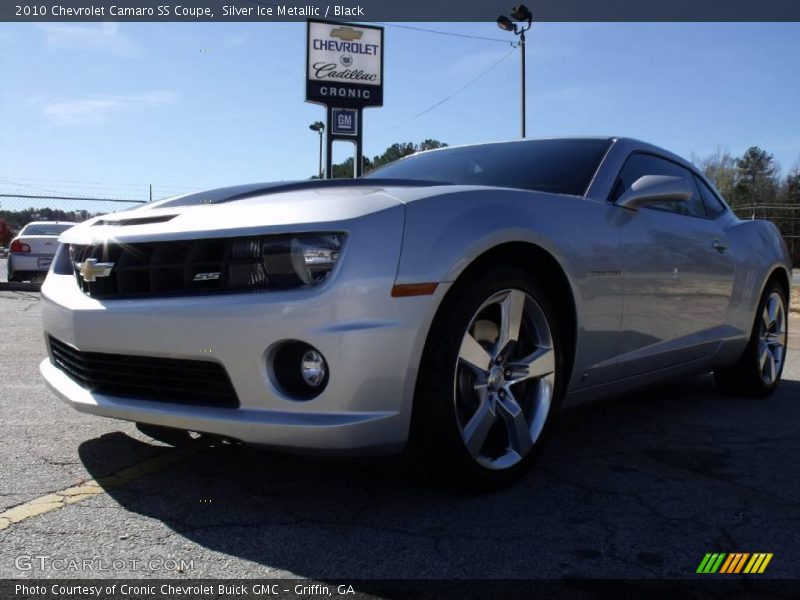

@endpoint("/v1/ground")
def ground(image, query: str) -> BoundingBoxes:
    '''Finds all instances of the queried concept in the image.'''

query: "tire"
[714,280,788,397]
[135,422,193,446]
[407,266,564,491]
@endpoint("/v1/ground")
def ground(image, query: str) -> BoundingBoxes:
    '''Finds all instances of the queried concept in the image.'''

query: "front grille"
[48,336,239,408]
[69,238,263,299]
[70,239,234,299]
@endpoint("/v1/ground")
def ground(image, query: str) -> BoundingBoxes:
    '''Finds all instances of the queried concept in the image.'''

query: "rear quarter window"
[693,175,728,218]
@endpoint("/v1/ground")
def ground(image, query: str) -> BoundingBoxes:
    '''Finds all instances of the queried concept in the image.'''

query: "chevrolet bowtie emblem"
[330,27,363,41]
[76,258,115,282]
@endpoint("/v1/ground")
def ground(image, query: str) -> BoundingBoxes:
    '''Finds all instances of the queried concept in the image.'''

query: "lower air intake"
[48,336,239,408]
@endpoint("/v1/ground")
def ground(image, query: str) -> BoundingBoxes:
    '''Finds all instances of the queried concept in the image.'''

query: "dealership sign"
[306,20,384,108]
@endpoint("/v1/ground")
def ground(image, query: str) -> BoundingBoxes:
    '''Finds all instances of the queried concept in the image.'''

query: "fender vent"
[93,215,177,226]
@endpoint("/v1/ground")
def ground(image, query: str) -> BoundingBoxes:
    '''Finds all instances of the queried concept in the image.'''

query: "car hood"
[59,179,445,245]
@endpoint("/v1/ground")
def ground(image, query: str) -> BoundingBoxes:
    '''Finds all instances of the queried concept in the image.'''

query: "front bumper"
[40,357,409,453]
[40,226,448,454]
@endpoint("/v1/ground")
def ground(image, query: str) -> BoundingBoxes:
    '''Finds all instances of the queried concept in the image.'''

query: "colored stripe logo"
[697,553,773,574]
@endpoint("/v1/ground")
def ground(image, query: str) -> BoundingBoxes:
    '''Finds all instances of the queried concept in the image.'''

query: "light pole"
[309,121,325,178]
[497,5,533,138]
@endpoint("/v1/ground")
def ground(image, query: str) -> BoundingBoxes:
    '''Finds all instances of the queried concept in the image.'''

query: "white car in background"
[7,221,75,282]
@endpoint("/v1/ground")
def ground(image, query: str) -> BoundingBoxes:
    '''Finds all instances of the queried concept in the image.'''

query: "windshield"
[21,223,74,236]
[364,138,612,196]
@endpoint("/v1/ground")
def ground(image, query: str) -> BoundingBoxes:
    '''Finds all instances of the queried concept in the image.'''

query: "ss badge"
[193,272,221,281]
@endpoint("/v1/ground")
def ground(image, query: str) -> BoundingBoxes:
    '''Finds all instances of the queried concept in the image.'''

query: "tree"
[785,170,800,205]
[734,146,779,215]
[313,139,448,179]
[0,218,10,247]
[328,157,372,179]
[0,207,85,236]
[783,170,800,265]
[684,146,799,266]
[697,147,737,202]
[737,146,776,187]
[371,142,418,170]
[418,139,449,152]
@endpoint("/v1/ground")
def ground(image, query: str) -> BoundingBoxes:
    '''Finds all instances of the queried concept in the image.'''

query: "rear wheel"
[714,280,788,397]
[408,267,563,491]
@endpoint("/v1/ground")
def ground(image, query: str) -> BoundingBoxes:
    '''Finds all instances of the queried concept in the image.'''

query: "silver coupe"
[40,137,791,489]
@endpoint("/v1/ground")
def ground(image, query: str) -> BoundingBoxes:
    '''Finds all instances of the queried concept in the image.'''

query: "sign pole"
[325,106,334,179]
[355,108,364,177]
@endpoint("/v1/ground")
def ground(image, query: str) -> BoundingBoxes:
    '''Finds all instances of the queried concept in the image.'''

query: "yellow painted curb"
[0,441,208,531]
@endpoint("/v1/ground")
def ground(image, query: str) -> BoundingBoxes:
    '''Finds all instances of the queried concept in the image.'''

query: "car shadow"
[78,375,800,579]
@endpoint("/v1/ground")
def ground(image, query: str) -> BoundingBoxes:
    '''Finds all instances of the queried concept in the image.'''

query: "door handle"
[712,239,728,253]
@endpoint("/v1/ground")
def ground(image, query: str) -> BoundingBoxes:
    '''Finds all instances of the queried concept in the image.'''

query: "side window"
[694,175,727,218]
[610,153,707,218]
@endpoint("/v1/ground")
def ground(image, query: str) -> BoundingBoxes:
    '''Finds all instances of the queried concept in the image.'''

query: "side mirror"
[616,175,693,211]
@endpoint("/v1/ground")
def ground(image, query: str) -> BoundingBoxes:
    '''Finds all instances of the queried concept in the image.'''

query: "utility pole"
[520,27,526,138]
[497,5,533,138]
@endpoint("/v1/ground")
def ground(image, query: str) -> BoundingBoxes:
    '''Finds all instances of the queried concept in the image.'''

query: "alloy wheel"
[758,291,787,385]
[453,288,555,470]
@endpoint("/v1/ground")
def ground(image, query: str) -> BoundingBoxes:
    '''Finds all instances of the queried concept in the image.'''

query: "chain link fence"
[0,180,193,283]
[731,204,800,268]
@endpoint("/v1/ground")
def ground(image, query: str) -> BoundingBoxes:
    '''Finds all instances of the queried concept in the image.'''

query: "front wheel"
[408,267,563,491]
[714,280,788,397]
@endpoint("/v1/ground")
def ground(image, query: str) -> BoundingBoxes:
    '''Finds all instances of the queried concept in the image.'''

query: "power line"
[381,47,517,131]
[374,23,517,45]
[0,178,75,197]
[0,193,147,204]
[0,175,195,192]
[234,12,513,44]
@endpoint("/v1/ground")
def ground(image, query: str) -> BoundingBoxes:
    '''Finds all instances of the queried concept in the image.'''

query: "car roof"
[417,136,616,154]
[418,136,700,176]
[417,136,682,158]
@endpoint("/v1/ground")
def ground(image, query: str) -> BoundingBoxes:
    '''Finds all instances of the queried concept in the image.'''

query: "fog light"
[271,341,329,400]
[300,349,326,387]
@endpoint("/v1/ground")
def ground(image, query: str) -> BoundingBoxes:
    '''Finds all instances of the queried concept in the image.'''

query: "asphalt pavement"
[1,291,799,579]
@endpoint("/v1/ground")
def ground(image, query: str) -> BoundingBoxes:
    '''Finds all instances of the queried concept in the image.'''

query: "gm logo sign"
[332,108,358,136]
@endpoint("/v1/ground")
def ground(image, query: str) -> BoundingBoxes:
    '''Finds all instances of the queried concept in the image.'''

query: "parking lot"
[1,290,799,580]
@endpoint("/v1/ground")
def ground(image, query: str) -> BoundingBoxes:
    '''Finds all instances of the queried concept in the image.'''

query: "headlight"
[229,233,344,289]
[52,243,73,275]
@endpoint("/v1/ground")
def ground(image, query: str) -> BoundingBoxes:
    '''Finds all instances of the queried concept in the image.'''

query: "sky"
[0,21,799,206]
